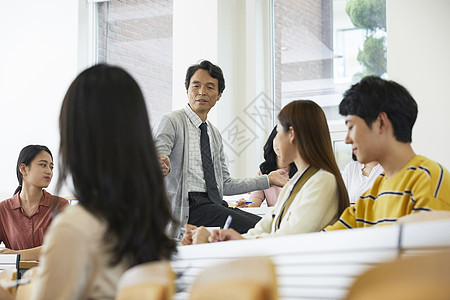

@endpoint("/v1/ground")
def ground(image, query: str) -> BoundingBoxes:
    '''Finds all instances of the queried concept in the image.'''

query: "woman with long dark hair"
[0,145,68,261]
[19,64,177,299]
[186,100,349,243]
[236,126,297,207]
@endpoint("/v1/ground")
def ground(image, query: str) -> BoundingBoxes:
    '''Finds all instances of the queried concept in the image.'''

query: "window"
[97,0,173,124]
[273,0,387,169]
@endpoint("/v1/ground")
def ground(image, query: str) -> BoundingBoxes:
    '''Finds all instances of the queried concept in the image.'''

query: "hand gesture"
[159,155,171,176]
[267,170,289,187]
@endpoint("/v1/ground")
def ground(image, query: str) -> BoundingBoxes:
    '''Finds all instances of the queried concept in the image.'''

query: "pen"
[236,201,253,204]
[219,215,232,242]
[223,215,233,230]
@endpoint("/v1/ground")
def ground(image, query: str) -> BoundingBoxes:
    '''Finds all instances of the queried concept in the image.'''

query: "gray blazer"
[154,108,270,238]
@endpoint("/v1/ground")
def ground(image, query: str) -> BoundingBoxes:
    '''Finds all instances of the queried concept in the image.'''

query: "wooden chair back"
[116,260,174,300]
[188,256,277,300]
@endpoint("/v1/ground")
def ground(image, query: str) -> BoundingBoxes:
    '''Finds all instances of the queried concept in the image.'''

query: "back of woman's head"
[15,145,52,196]
[278,100,349,215]
[58,64,176,266]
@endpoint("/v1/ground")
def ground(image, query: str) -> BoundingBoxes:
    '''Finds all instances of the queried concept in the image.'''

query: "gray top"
[154,106,270,239]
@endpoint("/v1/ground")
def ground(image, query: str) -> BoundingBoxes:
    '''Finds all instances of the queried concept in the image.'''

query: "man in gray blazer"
[154,60,288,239]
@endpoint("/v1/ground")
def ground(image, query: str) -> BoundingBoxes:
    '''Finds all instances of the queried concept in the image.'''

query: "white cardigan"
[243,168,339,239]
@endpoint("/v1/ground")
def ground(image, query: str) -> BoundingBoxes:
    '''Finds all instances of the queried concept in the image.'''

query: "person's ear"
[216,93,222,102]
[19,163,28,177]
[377,112,390,133]
[289,126,295,143]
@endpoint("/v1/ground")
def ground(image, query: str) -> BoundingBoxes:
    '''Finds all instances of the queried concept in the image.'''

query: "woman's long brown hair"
[278,100,349,216]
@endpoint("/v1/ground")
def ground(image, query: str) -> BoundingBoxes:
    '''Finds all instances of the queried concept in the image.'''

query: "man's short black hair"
[185,60,225,95]
[339,76,418,143]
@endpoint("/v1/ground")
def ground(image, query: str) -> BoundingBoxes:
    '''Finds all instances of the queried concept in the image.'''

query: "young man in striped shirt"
[324,76,450,231]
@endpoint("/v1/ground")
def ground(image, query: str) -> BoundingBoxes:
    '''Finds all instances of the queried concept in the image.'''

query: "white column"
[172,0,219,123]
[216,0,274,177]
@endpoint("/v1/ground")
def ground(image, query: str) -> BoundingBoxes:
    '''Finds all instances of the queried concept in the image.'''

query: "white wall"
[387,0,450,169]
[172,0,218,120]
[0,0,81,200]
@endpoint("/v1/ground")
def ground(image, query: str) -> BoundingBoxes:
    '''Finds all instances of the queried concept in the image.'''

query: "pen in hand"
[219,215,232,242]
[160,157,170,175]
[235,198,253,208]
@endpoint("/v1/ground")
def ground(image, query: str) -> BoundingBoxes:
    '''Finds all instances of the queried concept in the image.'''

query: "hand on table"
[192,226,211,244]
[181,224,198,245]
[209,228,245,243]
[235,198,249,208]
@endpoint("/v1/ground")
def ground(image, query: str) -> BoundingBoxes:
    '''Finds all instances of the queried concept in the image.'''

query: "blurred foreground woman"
[0,64,177,300]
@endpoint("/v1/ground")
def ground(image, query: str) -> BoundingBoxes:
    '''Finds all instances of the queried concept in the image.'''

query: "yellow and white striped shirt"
[325,155,450,231]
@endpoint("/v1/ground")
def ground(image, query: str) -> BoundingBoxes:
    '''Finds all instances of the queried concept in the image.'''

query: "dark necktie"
[200,122,222,204]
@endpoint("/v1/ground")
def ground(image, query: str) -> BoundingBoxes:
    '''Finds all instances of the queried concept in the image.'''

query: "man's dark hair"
[185,60,225,95]
[339,76,418,143]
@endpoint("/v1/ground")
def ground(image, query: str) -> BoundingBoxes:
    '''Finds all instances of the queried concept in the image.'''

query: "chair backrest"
[172,219,450,299]
[188,256,277,300]
[115,260,174,300]
[345,251,450,300]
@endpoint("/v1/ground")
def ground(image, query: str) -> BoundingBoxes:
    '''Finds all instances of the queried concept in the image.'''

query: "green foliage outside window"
[346,0,387,80]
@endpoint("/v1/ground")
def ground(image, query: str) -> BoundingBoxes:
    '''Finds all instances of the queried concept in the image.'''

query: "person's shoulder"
[154,109,186,134]
[402,155,450,197]
[0,197,11,211]
[0,197,12,206]
[53,204,103,232]
[407,155,448,178]
[54,196,70,207]
[44,190,69,204]
[161,109,185,121]
[312,169,336,183]
[402,156,450,205]
[170,108,185,116]
[0,194,20,210]
[41,190,68,208]
[49,205,106,245]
